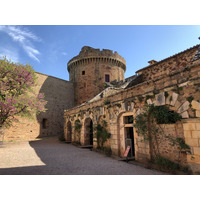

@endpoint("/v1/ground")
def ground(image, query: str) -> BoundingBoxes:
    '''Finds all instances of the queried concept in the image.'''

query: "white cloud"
[23,46,40,62]
[0,47,19,63]
[0,25,41,62]
[8,26,41,42]
[61,52,68,56]
[8,32,25,42]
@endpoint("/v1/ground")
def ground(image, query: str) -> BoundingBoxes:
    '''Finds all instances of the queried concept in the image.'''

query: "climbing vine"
[93,120,111,149]
[171,85,183,94]
[149,105,182,124]
[187,96,194,108]
[134,104,181,139]
[137,96,144,103]
[145,95,154,102]
[104,100,111,105]
[133,104,190,168]
[74,119,82,143]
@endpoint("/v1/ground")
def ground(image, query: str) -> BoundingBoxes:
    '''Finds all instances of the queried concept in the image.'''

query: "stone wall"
[4,72,74,141]
[150,123,187,165]
[183,118,200,173]
[67,46,126,105]
[64,53,200,173]
[136,45,199,82]
[72,61,125,105]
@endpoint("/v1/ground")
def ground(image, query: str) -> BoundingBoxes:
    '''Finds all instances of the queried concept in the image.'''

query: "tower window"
[82,71,85,75]
[42,118,47,129]
[105,74,110,82]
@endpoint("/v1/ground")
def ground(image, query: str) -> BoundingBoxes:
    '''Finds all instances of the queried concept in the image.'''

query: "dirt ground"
[0,137,165,175]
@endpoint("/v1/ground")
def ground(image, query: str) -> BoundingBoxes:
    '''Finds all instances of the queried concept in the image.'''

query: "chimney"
[148,60,157,65]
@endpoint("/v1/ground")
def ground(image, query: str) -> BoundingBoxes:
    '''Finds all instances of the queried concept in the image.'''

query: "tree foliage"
[149,105,182,124]
[93,120,111,148]
[134,104,182,140]
[134,104,190,167]
[74,119,82,143]
[0,58,47,127]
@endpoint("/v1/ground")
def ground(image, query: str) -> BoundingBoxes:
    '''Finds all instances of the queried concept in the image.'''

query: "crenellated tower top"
[67,46,126,105]
[67,46,126,73]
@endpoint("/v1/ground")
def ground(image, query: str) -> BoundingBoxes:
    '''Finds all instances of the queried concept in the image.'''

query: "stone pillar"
[71,122,75,142]
[109,122,118,156]
[80,118,85,145]
[64,119,67,141]
[183,118,200,173]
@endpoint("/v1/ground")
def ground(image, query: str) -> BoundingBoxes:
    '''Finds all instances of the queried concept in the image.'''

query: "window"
[124,116,133,124]
[105,74,110,82]
[82,71,85,75]
[42,118,47,129]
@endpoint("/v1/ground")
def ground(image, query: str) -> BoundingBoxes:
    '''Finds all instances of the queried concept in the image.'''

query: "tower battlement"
[67,46,126,105]
[67,46,126,72]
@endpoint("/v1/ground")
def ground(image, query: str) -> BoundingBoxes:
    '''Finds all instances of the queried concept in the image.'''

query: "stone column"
[183,118,200,173]
[109,122,119,156]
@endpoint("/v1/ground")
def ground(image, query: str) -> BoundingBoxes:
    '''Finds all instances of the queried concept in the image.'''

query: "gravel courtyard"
[0,137,165,175]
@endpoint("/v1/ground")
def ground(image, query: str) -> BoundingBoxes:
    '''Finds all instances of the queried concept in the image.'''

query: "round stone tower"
[67,46,126,105]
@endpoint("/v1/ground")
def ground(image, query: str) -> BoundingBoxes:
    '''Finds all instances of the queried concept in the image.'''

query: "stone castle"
[68,46,126,105]
[4,42,200,173]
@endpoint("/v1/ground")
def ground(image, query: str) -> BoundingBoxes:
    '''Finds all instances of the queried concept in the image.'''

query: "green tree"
[0,58,47,128]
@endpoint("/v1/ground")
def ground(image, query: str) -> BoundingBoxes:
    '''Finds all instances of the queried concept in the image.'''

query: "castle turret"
[67,46,126,105]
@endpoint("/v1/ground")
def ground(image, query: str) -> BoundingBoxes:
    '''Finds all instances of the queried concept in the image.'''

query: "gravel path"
[0,137,165,175]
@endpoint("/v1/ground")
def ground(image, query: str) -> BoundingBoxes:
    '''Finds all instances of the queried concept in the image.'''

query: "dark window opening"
[82,71,85,75]
[124,115,134,124]
[90,120,93,145]
[105,74,110,82]
[42,118,47,129]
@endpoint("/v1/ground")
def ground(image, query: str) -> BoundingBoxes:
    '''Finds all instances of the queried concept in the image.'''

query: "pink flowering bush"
[0,58,47,127]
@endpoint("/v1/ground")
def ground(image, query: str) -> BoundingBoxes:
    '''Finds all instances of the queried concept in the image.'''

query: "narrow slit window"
[42,118,47,129]
[105,74,110,82]
[82,71,85,75]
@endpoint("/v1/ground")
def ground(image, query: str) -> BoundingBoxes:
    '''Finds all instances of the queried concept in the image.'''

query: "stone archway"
[66,121,72,142]
[84,118,93,146]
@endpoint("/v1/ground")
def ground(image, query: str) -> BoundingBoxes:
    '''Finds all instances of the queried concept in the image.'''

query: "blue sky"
[0,25,200,81]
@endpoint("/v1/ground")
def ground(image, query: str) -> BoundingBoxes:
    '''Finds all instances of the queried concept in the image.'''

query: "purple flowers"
[0,58,47,127]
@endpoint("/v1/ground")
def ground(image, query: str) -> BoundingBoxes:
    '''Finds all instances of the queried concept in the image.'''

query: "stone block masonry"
[65,44,200,174]
[183,119,200,173]
[3,42,200,174]
[136,45,199,82]
[5,72,75,141]
[67,46,126,105]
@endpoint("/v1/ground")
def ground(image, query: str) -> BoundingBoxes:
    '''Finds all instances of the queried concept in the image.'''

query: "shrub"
[94,120,111,148]
[149,105,182,124]
[154,156,180,170]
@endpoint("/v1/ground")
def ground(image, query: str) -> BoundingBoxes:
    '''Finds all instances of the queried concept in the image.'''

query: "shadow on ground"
[0,137,165,175]
[0,137,76,175]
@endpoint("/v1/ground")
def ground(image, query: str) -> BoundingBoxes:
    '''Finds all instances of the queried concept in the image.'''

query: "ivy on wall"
[74,119,82,143]
[134,104,191,171]
[93,120,111,149]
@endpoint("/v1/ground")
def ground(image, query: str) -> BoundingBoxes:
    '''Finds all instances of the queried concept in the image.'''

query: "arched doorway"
[84,118,93,146]
[66,121,72,142]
